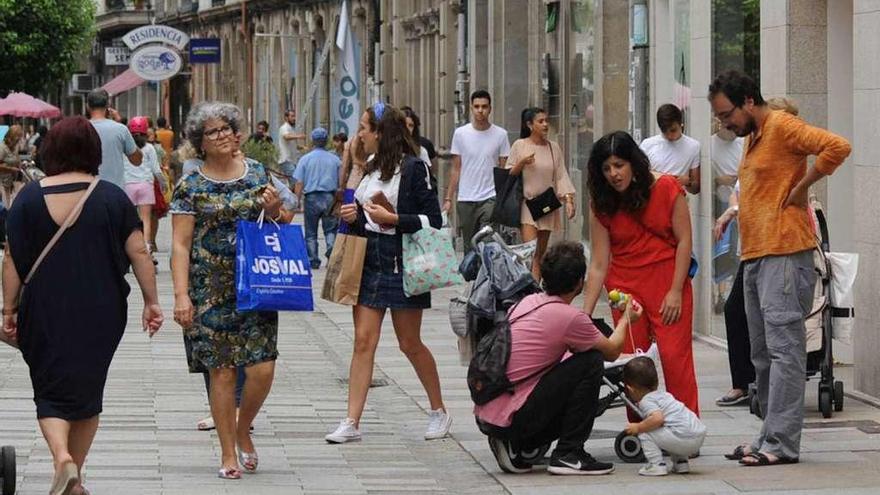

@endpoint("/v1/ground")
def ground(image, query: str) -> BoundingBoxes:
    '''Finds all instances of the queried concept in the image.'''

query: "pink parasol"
[0,92,62,119]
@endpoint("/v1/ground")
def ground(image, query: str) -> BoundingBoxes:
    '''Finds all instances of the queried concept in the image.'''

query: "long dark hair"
[519,107,545,139]
[401,106,422,142]
[587,131,655,216]
[363,103,420,181]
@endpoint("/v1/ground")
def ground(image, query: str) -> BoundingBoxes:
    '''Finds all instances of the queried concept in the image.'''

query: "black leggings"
[725,263,755,390]
[480,350,604,455]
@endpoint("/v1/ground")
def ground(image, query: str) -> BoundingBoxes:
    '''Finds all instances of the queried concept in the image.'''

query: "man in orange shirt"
[155,117,175,163]
[709,71,851,467]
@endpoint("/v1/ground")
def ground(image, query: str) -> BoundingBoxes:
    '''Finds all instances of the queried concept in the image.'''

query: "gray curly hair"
[184,101,242,157]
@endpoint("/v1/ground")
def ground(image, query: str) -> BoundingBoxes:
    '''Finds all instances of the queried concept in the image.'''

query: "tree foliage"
[0,0,96,96]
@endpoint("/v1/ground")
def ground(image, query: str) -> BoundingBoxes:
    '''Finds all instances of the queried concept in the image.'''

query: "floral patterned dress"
[170,159,278,372]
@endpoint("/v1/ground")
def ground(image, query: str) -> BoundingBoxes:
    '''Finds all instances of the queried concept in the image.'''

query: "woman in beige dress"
[506,107,576,281]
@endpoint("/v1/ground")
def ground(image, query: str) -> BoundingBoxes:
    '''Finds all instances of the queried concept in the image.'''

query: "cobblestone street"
[2,221,880,494]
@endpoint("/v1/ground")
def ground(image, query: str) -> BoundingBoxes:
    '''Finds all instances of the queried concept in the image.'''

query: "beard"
[732,116,757,137]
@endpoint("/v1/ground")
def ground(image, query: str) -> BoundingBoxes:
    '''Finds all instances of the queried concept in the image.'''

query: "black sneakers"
[487,437,533,474]
[547,449,615,475]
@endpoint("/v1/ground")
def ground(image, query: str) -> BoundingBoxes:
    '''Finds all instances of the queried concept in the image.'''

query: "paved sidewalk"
[1,220,880,494]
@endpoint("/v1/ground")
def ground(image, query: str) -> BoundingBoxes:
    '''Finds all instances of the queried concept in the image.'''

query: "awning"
[102,69,146,97]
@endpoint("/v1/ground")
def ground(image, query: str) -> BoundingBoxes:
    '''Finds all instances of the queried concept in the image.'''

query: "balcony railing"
[212,0,226,7]
[106,0,149,11]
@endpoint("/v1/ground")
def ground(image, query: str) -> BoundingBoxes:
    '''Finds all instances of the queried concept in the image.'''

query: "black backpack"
[467,299,562,405]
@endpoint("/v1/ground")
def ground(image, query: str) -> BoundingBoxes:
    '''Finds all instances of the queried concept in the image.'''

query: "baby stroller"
[748,204,853,419]
[0,444,14,494]
[452,226,656,463]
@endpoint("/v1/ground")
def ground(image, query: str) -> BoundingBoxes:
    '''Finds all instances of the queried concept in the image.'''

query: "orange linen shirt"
[156,128,174,156]
[739,110,851,261]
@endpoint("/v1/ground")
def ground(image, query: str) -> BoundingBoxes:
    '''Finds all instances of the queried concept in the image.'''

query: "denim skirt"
[358,231,431,310]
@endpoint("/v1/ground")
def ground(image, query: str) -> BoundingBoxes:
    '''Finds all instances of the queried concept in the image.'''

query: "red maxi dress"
[597,175,699,416]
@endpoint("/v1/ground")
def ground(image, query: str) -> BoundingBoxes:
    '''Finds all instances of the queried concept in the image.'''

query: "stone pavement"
[1,219,880,494]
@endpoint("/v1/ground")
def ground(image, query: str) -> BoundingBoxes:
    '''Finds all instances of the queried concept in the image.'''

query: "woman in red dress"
[582,131,699,415]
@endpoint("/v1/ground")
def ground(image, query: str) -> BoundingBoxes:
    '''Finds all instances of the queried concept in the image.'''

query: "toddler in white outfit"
[623,356,707,476]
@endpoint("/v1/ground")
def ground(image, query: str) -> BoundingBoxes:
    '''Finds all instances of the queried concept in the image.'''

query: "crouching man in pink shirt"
[475,241,642,475]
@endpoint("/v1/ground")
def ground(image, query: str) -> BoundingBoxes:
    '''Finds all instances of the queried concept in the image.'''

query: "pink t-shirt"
[473,293,604,427]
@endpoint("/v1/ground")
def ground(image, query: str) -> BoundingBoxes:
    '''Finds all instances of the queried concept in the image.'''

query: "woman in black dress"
[1,116,163,495]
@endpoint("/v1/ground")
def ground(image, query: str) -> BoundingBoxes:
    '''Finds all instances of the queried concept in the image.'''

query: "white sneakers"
[638,459,690,476]
[638,462,669,476]
[325,418,361,444]
[326,410,452,444]
[424,409,453,440]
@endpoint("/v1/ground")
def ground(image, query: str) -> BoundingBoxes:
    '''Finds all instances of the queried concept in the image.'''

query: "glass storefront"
[708,0,760,339]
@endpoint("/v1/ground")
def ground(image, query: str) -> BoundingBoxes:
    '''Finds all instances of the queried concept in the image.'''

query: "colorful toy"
[608,289,641,312]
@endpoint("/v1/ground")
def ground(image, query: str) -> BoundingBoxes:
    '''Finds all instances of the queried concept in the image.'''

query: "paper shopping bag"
[321,232,367,305]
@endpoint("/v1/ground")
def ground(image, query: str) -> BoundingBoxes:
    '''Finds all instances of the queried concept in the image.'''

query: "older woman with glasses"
[170,102,293,480]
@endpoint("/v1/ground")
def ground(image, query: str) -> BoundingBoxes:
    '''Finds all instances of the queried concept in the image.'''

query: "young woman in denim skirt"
[327,103,452,443]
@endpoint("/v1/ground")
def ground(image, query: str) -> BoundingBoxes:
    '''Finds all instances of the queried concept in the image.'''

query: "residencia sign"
[123,24,189,81]
[123,25,189,51]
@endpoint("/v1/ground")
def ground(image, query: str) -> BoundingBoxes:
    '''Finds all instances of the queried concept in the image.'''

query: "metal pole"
[455,0,468,126]
[560,0,572,238]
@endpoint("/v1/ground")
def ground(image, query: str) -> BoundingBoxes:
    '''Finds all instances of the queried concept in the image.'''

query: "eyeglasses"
[715,106,739,122]
[204,125,234,140]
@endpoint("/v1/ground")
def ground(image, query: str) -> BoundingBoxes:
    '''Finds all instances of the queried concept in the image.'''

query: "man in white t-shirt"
[710,124,744,208]
[278,109,307,184]
[444,90,511,247]
[640,104,701,194]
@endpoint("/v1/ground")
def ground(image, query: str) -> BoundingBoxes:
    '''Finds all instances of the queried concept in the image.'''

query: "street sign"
[130,45,183,81]
[105,47,131,66]
[123,25,189,51]
[190,38,221,64]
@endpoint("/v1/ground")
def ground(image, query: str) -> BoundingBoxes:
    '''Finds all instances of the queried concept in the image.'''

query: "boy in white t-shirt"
[640,104,701,194]
[623,356,707,476]
[444,90,511,247]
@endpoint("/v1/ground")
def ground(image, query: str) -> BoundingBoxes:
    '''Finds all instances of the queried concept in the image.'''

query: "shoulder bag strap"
[24,179,100,285]
[632,212,677,250]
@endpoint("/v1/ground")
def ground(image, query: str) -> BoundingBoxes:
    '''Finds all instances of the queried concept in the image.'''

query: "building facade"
[89,0,879,402]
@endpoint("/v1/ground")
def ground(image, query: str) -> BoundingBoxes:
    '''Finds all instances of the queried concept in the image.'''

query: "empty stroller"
[748,204,856,419]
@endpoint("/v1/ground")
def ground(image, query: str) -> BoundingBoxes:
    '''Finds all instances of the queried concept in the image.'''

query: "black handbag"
[524,143,562,221]
[525,188,562,220]
[489,167,523,228]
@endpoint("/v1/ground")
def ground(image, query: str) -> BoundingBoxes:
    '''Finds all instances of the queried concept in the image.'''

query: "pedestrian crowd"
[0,68,852,493]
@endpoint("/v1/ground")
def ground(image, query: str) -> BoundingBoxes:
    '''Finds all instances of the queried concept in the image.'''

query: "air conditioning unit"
[71,74,99,93]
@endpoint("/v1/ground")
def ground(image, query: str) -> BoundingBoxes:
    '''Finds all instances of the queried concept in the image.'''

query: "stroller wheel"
[819,387,833,418]
[834,381,844,412]
[614,431,646,463]
[1,445,15,495]
[748,384,763,419]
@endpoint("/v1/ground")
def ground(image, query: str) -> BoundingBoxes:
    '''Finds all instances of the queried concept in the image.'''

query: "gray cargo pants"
[743,249,816,459]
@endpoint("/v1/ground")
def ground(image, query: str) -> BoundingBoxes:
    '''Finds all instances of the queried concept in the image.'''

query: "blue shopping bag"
[236,215,314,311]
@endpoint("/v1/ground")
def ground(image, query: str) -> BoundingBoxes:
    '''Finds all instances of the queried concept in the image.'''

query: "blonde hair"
[175,140,198,161]
[3,124,23,149]
[767,97,799,116]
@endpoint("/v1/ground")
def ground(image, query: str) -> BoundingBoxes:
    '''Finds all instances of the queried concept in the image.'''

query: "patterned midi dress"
[170,159,278,372]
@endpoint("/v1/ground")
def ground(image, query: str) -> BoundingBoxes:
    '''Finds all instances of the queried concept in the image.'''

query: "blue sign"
[190,38,221,64]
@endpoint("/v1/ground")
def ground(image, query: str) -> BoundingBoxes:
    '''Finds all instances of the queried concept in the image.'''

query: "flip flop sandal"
[739,452,799,467]
[724,445,751,460]
[197,417,215,431]
[217,467,242,479]
[238,451,259,473]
